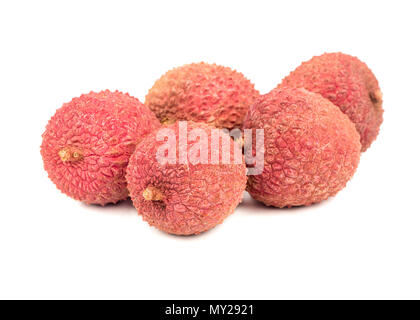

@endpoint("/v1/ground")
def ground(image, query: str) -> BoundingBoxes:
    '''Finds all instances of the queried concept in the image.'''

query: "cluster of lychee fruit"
[41,53,383,236]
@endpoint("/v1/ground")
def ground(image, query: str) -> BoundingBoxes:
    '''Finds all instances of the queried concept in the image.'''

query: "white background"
[0,0,419,300]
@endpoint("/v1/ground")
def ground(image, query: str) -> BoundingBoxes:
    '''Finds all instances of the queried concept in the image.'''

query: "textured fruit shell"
[145,62,260,129]
[243,87,361,208]
[280,52,383,151]
[126,121,247,235]
[41,90,160,205]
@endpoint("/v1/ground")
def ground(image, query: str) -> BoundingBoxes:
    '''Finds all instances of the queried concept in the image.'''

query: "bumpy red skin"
[41,90,160,205]
[280,52,383,151]
[145,62,260,129]
[126,121,247,235]
[243,88,361,208]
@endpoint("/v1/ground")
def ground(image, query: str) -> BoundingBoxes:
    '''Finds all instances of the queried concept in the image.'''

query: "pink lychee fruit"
[279,52,383,151]
[41,90,160,205]
[243,87,361,208]
[145,62,260,129]
[126,121,247,235]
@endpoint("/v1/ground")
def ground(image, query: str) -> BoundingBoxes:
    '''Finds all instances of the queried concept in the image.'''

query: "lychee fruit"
[41,90,160,205]
[145,62,260,129]
[126,121,247,235]
[243,87,361,208]
[280,52,383,151]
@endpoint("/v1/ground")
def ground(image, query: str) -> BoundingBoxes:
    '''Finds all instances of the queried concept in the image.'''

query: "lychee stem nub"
[143,186,165,201]
[59,147,83,162]
[370,89,383,104]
